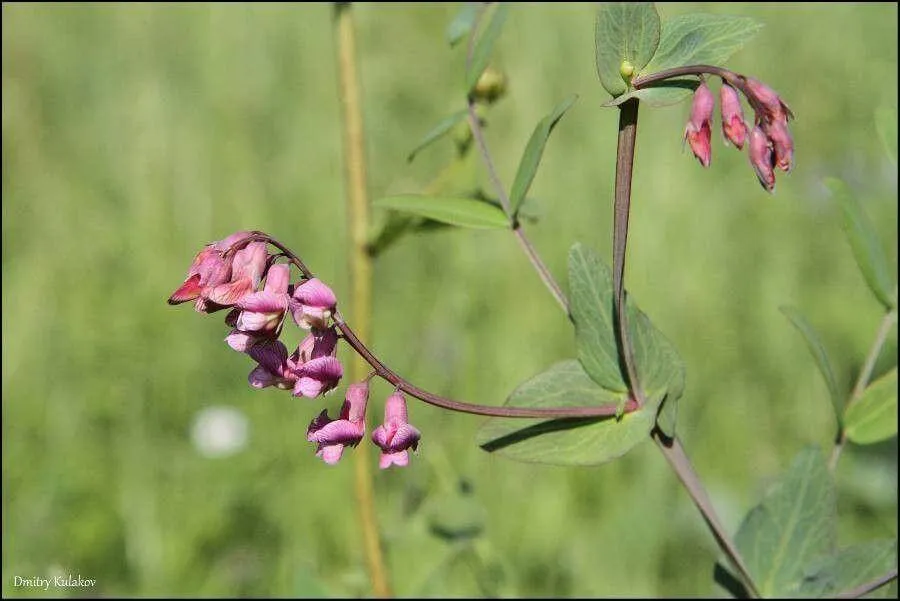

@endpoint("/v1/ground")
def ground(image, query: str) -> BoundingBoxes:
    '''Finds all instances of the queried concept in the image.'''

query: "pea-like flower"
[307,382,369,464]
[684,81,715,167]
[225,264,291,352]
[371,392,421,469]
[290,278,337,330]
[168,231,254,310]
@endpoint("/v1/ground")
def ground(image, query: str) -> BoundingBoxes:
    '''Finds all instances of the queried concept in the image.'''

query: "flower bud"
[684,81,715,167]
[471,66,507,104]
[719,83,748,149]
[748,126,776,192]
[764,119,794,173]
[744,78,793,123]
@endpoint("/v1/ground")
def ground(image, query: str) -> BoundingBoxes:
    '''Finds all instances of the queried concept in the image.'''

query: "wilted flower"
[307,382,369,464]
[168,231,255,310]
[202,241,268,309]
[719,83,748,149]
[290,278,338,330]
[748,126,776,192]
[371,392,421,469]
[684,81,715,167]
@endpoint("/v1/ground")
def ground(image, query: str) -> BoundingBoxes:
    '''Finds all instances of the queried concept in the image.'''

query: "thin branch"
[830,308,897,470]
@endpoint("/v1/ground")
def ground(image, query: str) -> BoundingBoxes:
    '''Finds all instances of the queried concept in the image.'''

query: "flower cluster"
[684,77,794,192]
[168,232,420,468]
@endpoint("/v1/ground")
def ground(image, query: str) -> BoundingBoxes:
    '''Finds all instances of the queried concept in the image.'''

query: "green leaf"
[466,3,508,94]
[780,306,843,428]
[844,368,898,445]
[798,540,897,599]
[735,447,836,598]
[374,195,510,230]
[826,177,897,311]
[509,94,578,217]
[875,106,897,165]
[642,14,763,74]
[446,2,480,48]
[602,78,699,107]
[595,3,661,97]
[407,110,469,163]
[475,360,659,466]
[476,245,685,465]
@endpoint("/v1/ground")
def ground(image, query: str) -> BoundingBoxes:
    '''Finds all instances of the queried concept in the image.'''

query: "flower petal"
[168,274,203,305]
[317,444,346,465]
[293,278,337,309]
[263,264,291,294]
[379,451,409,469]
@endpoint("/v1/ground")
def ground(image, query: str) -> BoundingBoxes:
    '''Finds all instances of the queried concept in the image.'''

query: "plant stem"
[334,4,391,597]
[836,567,898,599]
[653,429,761,598]
[829,308,897,470]
[464,5,569,313]
[612,98,645,406]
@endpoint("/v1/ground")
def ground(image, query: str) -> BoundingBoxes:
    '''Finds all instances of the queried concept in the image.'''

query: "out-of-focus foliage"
[2,3,896,597]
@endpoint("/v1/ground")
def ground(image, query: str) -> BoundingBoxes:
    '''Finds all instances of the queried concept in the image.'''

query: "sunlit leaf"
[844,368,898,445]
[595,2,661,96]
[734,447,836,597]
[373,195,509,229]
[826,177,897,310]
[509,94,578,217]
[780,306,843,428]
[642,14,762,74]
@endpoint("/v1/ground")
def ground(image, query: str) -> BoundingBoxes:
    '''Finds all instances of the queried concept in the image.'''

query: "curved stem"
[333,4,391,597]
[830,308,897,470]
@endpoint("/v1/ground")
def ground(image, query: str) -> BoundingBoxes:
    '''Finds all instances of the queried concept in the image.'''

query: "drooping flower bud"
[764,119,794,173]
[748,126,776,192]
[306,382,369,464]
[371,392,421,469]
[719,83,748,149]
[684,81,715,167]
[744,78,793,123]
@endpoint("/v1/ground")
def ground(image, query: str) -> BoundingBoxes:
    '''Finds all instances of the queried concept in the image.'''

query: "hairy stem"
[612,98,645,405]
[830,308,897,470]
[334,4,391,597]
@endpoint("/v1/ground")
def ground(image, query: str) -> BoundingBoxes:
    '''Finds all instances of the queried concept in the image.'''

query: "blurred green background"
[3,3,897,597]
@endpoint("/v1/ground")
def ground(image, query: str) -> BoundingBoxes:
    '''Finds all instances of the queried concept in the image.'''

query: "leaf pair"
[595,3,762,106]
[476,244,684,465]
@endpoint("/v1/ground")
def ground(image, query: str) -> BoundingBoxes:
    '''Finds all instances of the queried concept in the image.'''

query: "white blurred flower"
[191,406,249,458]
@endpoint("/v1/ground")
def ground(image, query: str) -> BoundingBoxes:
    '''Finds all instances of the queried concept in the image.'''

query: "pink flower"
[307,382,369,464]
[744,78,793,123]
[295,327,339,364]
[764,119,794,173]
[168,231,255,308]
[290,278,337,330]
[684,81,715,167]
[293,356,343,398]
[246,338,297,390]
[225,264,292,351]
[748,126,776,192]
[203,242,268,308]
[371,392,421,469]
[719,83,747,149]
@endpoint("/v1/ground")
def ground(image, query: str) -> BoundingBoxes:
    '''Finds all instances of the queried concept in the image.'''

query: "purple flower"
[748,126,776,192]
[307,382,369,464]
[246,338,297,390]
[719,83,748,150]
[371,392,420,469]
[290,278,337,330]
[293,356,343,398]
[684,81,715,167]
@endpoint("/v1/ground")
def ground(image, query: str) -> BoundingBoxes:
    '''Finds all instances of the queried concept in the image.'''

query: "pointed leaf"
[475,360,656,466]
[595,2,661,97]
[826,177,897,310]
[446,2,481,48]
[844,368,898,445]
[407,110,469,163]
[509,94,578,217]
[875,106,897,165]
[373,195,509,230]
[798,540,897,599]
[734,447,836,598]
[643,14,763,74]
[466,3,508,94]
[476,245,685,465]
[780,306,843,428]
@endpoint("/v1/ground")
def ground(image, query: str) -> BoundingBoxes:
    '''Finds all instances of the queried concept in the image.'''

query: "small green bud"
[472,66,508,104]
[619,59,635,83]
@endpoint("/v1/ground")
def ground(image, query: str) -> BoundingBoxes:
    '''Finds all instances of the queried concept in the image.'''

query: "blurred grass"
[2,2,897,597]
